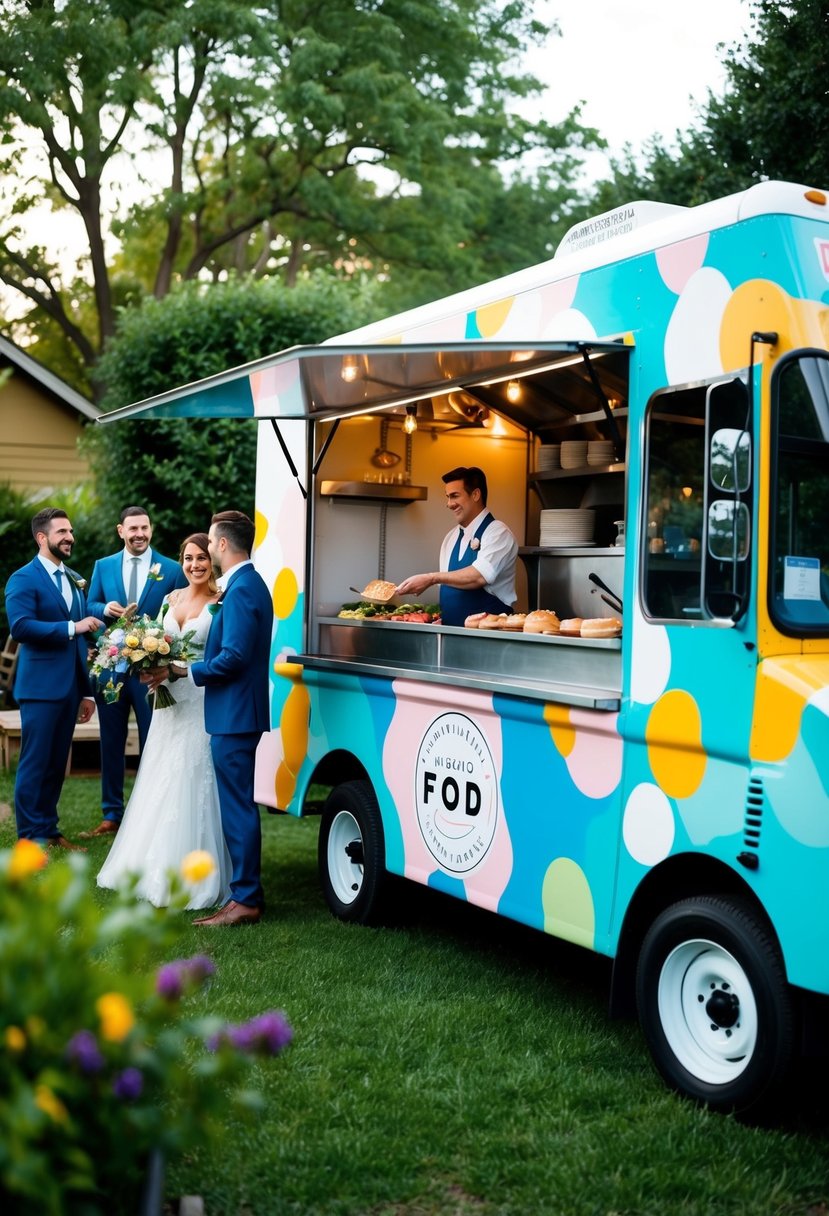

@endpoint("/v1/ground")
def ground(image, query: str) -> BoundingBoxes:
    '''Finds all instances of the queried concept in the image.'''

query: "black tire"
[635,895,796,1113]
[318,780,387,924]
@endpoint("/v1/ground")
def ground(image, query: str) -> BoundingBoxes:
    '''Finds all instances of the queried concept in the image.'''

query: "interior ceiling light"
[403,404,418,434]
[506,380,521,403]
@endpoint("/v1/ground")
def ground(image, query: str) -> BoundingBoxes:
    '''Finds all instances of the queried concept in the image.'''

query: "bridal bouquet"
[89,611,200,708]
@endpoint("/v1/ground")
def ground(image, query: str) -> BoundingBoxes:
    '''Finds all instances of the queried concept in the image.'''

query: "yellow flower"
[142,635,160,653]
[128,650,147,663]
[8,839,47,880]
[157,640,171,655]
[4,1026,26,1052]
[181,850,216,884]
[125,634,140,648]
[96,992,135,1042]
[35,1084,69,1125]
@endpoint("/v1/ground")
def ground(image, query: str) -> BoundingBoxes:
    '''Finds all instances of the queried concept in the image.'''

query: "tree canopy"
[0,0,598,391]
[590,0,829,212]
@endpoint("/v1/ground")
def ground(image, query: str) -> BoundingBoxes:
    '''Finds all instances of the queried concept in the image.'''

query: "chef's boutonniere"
[470,538,480,551]
[146,562,163,582]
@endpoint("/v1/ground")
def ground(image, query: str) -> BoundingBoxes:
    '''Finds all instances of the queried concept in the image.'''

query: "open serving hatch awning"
[98,339,632,432]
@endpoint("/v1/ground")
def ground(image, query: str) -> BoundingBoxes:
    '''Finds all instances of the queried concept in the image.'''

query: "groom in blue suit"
[190,510,272,927]
[81,505,186,837]
[5,508,103,846]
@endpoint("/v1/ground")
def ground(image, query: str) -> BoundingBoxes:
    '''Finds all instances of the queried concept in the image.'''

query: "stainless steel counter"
[298,618,622,710]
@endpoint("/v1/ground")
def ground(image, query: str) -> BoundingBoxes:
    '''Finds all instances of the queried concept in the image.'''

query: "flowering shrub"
[0,843,292,1215]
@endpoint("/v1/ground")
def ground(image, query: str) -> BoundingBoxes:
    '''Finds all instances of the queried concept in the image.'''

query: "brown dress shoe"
[78,820,120,839]
[46,835,87,852]
[193,900,261,927]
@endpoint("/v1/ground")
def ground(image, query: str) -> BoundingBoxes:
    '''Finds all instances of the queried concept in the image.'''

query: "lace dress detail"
[97,600,230,908]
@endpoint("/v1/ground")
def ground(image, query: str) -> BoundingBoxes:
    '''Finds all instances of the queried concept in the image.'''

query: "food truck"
[103,180,829,1112]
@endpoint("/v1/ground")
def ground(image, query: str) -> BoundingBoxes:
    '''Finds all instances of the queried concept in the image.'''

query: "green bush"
[0,843,291,1215]
[79,273,383,558]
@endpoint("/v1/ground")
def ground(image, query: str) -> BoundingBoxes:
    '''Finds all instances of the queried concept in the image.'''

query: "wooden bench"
[0,710,140,774]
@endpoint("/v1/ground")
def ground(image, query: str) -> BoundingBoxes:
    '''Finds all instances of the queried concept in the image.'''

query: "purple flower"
[113,1067,144,1102]
[209,1010,293,1057]
[156,962,185,1001]
[156,955,217,1001]
[188,955,216,983]
[246,1011,293,1054]
[66,1029,105,1075]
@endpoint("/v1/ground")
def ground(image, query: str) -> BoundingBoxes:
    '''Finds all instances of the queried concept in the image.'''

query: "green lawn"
[1,767,828,1216]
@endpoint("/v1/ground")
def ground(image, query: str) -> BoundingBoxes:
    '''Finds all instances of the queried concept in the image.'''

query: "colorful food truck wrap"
[101,180,829,1115]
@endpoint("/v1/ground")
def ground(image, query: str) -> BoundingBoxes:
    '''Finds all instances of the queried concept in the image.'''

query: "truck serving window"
[769,352,829,635]
[643,378,750,622]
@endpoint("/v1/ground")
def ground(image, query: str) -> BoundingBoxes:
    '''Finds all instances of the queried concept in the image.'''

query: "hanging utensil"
[370,416,401,468]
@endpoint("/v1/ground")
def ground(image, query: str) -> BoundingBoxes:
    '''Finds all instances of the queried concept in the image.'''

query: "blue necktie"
[54,568,70,610]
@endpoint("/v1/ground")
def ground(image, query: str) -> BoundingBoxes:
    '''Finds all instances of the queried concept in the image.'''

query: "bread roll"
[559,618,583,636]
[479,613,507,630]
[523,609,560,635]
[580,616,622,638]
[500,613,527,631]
[464,612,487,629]
[361,579,397,602]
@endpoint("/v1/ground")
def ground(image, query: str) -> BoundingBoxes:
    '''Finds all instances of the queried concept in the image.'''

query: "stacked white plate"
[560,440,588,469]
[587,440,615,465]
[539,508,595,546]
[535,444,561,472]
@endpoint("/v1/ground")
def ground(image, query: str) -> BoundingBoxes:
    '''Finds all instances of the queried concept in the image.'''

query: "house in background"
[0,335,100,494]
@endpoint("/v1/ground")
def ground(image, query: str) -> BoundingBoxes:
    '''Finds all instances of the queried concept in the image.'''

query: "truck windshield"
[769,352,829,635]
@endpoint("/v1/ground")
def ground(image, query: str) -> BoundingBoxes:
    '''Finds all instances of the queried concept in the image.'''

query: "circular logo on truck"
[414,712,499,874]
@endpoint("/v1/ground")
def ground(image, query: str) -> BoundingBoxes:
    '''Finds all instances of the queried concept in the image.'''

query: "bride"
[97,533,231,909]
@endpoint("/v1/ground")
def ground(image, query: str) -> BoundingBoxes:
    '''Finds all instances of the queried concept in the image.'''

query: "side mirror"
[708,500,750,561]
[710,427,750,491]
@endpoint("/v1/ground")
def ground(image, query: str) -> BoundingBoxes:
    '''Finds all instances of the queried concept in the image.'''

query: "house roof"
[0,335,100,421]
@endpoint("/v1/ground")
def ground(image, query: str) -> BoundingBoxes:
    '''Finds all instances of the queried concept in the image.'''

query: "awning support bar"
[579,344,625,456]
[270,418,308,500]
[312,418,341,476]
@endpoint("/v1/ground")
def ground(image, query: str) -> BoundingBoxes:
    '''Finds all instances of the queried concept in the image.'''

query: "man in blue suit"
[5,508,103,847]
[189,510,272,927]
[80,505,186,837]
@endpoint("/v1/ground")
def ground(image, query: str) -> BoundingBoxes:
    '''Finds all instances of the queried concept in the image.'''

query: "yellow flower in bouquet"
[89,610,201,709]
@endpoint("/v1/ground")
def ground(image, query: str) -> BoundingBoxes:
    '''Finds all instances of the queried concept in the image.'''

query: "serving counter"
[298,617,622,710]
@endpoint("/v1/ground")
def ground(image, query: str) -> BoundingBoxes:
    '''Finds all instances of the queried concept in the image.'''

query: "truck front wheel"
[636,896,796,1113]
[318,780,386,924]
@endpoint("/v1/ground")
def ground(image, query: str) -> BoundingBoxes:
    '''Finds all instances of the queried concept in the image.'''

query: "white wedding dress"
[97,600,231,909]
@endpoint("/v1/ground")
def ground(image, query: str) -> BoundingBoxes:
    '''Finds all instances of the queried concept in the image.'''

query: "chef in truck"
[395,465,519,626]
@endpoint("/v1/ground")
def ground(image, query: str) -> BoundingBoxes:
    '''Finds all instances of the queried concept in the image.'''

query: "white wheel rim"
[327,810,364,905]
[657,938,758,1085]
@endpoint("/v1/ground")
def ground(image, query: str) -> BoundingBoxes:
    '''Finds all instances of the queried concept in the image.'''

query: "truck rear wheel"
[318,780,386,924]
[636,896,795,1113]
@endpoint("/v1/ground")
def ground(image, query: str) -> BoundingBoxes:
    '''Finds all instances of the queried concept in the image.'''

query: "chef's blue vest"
[440,512,513,626]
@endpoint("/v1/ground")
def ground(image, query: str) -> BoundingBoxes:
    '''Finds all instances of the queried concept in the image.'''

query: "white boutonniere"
[147,562,163,582]
[66,567,87,591]
[470,538,480,551]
